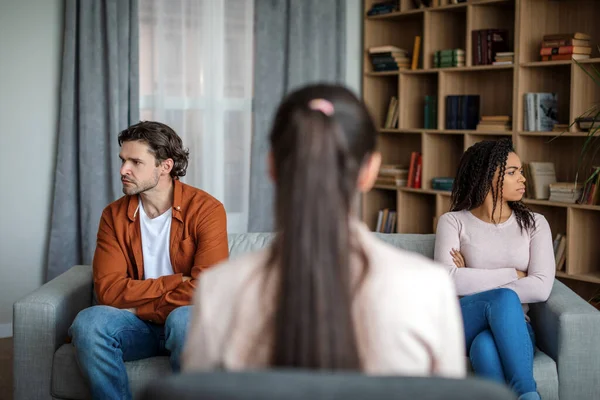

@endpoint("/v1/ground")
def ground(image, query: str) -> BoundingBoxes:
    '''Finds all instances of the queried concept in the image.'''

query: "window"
[139,0,254,233]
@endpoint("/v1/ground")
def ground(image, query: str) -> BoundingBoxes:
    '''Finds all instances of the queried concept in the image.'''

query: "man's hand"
[182,276,192,282]
[450,248,465,268]
[516,270,527,279]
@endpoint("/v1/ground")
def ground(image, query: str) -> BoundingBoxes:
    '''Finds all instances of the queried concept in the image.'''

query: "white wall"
[0,0,63,337]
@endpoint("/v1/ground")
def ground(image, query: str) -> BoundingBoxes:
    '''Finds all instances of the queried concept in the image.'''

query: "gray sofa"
[13,233,600,400]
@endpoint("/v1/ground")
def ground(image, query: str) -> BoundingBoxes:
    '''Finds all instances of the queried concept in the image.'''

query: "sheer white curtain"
[139,0,254,233]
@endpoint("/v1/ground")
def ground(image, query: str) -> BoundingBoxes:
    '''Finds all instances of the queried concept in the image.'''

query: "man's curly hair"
[451,138,536,233]
[118,121,190,179]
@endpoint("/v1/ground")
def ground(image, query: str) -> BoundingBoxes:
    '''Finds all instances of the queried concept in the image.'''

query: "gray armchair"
[13,233,600,400]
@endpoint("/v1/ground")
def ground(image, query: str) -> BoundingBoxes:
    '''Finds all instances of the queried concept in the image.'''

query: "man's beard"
[122,171,160,195]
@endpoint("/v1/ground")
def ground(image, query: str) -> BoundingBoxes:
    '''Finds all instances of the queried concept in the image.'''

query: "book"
[528,162,557,199]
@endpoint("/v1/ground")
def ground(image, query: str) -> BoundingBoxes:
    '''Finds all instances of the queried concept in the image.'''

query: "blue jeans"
[68,305,191,400]
[460,288,537,397]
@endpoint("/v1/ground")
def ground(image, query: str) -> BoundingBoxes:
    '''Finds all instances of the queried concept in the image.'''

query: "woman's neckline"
[465,208,515,228]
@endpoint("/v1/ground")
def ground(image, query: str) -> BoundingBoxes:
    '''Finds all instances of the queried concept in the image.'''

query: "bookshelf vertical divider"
[361,0,600,299]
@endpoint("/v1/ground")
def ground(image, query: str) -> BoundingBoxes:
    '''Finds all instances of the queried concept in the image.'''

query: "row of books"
[383,96,399,129]
[433,49,464,68]
[424,95,438,129]
[523,93,558,132]
[375,208,397,233]
[445,95,480,130]
[540,32,593,62]
[472,29,509,66]
[522,162,599,205]
[553,233,566,272]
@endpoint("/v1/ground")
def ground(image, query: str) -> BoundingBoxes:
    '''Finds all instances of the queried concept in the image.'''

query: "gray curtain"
[46,0,139,281]
[248,0,346,232]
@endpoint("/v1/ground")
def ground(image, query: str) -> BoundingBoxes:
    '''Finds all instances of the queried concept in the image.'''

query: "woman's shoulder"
[364,231,454,290]
[198,248,272,300]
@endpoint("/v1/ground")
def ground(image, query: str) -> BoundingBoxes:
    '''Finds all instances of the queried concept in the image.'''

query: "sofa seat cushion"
[52,344,171,399]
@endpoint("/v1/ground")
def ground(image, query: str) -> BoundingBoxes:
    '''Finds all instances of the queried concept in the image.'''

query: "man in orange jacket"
[68,121,229,400]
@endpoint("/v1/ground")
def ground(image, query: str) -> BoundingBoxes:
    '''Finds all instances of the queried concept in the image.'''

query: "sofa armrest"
[13,265,93,400]
[529,279,600,400]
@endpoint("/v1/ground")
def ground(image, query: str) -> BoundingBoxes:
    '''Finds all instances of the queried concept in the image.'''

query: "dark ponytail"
[267,84,377,370]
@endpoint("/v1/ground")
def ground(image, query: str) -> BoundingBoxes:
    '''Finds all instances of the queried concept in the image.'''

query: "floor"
[0,337,12,400]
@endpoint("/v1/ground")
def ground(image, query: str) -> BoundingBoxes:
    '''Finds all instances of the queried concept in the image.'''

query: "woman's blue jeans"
[68,305,191,400]
[460,288,537,397]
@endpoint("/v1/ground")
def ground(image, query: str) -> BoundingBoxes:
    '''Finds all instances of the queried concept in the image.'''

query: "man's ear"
[357,152,382,193]
[267,151,276,183]
[161,158,174,176]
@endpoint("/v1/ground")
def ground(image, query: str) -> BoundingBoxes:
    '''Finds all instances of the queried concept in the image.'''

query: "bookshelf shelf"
[362,0,600,293]
[365,71,400,77]
[517,131,590,137]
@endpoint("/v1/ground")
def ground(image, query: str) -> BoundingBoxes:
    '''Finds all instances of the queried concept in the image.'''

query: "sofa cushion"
[226,233,436,260]
[52,344,171,399]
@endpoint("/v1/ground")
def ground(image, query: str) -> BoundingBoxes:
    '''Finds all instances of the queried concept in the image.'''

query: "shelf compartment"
[516,135,600,184]
[516,64,571,132]
[362,189,397,232]
[518,0,600,64]
[363,75,399,129]
[424,5,467,70]
[378,133,422,168]
[566,208,600,278]
[422,133,464,190]
[464,133,513,150]
[396,190,436,234]
[571,59,600,133]
[439,68,513,129]
[364,17,423,73]
[467,0,515,67]
[399,73,439,129]
[525,204,567,244]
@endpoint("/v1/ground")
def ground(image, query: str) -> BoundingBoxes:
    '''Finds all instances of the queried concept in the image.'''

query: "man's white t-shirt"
[139,200,174,279]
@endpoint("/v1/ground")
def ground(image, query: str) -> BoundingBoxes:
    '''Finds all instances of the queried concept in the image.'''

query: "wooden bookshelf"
[361,0,600,298]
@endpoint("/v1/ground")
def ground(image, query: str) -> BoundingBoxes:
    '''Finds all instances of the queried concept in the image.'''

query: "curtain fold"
[248,0,346,232]
[46,0,139,281]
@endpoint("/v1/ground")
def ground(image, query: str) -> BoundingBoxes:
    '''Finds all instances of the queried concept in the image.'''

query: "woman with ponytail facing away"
[182,83,466,377]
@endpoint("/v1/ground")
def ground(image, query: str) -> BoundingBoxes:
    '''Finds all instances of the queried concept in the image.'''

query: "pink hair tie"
[308,98,335,116]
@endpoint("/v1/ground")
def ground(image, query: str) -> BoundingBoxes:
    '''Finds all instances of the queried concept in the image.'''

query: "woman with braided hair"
[434,138,555,400]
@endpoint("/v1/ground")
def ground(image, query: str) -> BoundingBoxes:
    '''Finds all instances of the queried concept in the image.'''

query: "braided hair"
[451,138,536,233]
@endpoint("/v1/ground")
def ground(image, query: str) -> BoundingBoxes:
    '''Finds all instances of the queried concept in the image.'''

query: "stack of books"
[548,182,583,204]
[433,49,465,68]
[368,46,410,72]
[575,117,599,131]
[431,177,454,191]
[424,95,437,129]
[493,52,514,65]
[376,164,408,187]
[540,32,592,61]
[366,1,399,16]
[476,115,512,131]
